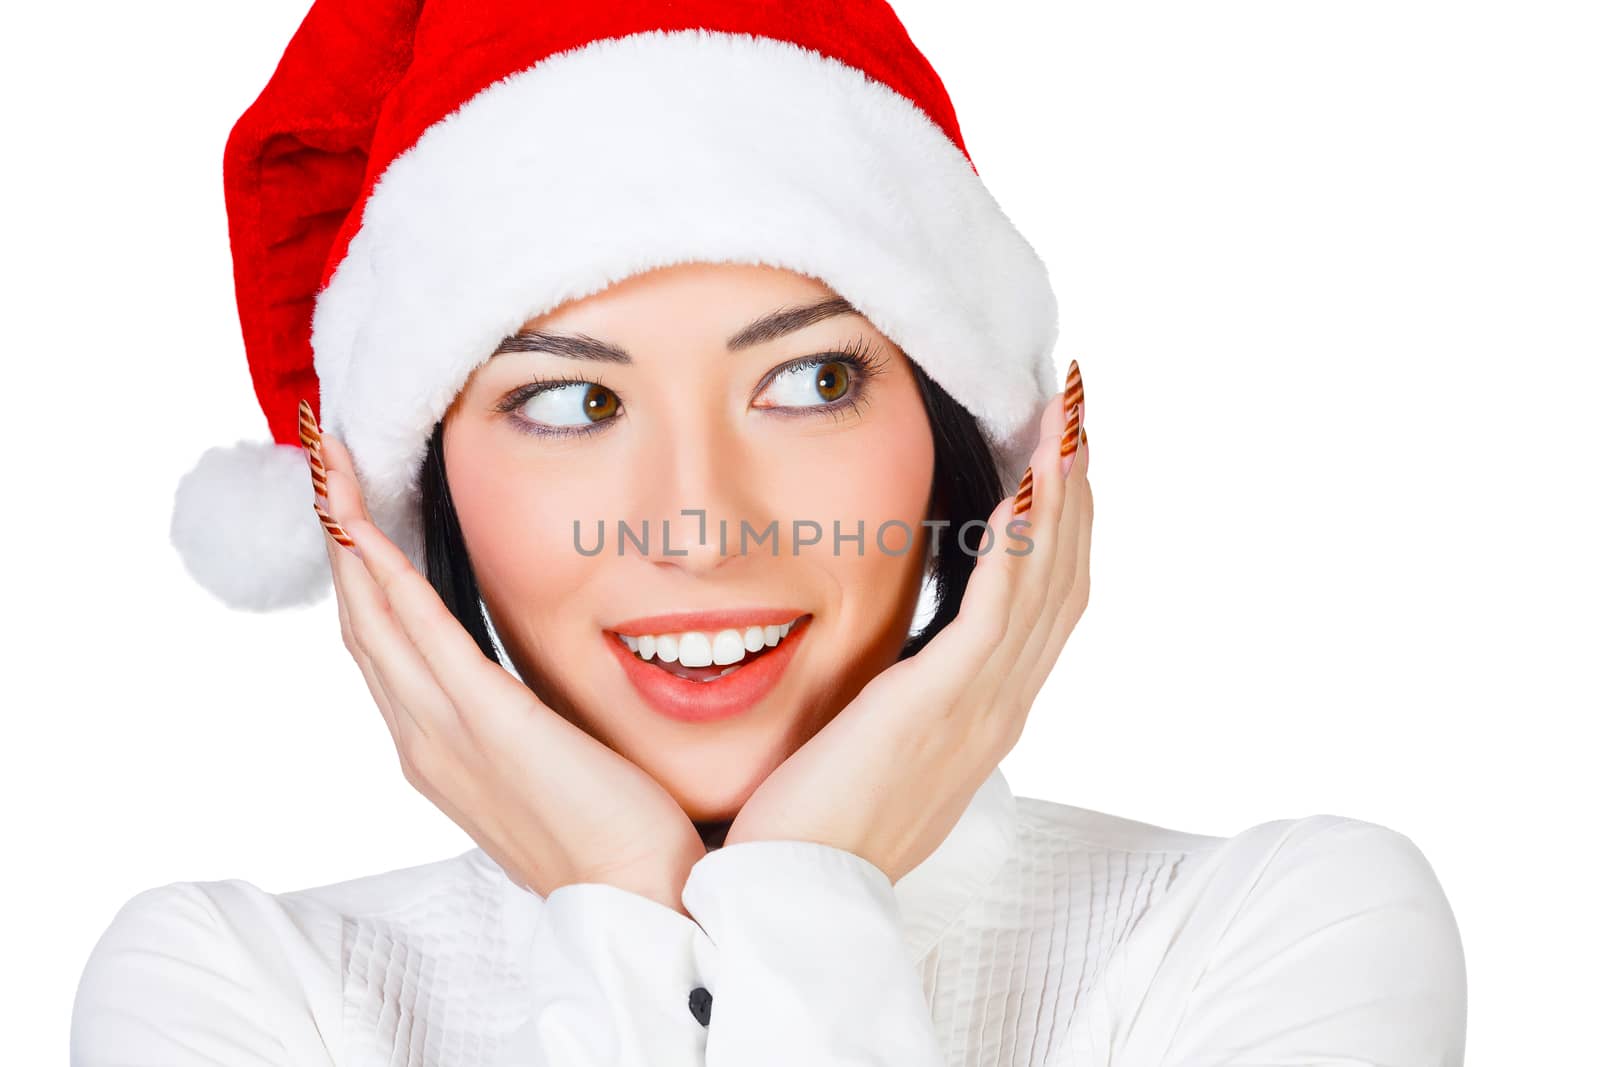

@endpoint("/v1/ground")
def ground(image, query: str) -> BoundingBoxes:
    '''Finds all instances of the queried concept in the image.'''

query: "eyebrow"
[491,297,862,363]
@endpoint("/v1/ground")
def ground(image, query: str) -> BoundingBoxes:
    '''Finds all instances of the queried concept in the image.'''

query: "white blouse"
[69,767,1467,1066]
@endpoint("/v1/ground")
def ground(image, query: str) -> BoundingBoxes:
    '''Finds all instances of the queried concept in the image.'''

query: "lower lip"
[604,616,811,724]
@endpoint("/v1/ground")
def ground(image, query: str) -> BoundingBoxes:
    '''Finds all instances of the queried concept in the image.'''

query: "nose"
[626,420,774,577]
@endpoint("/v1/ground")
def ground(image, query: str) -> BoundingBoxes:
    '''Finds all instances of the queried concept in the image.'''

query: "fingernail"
[1012,465,1034,516]
[1061,402,1084,477]
[313,502,363,561]
[297,399,331,508]
[1063,360,1083,421]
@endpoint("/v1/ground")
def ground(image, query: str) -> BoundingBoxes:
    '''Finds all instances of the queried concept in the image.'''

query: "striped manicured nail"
[1063,360,1083,421]
[1061,403,1084,475]
[297,399,329,504]
[1012,465,1035,516]
[299,399,361,558]
[1060,402,1083,459]
[313,501,361,557]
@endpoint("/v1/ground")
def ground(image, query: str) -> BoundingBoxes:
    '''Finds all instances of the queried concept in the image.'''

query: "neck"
[696,818,733,852]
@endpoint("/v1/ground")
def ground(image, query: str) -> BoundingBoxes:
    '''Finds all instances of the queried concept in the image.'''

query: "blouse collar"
[892,763,1018,963]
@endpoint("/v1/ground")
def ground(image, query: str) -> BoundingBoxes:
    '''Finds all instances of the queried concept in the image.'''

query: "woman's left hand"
[723,363,1092,882]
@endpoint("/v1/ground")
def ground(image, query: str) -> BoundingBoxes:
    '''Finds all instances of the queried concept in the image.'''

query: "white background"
[5,1,1595,1062]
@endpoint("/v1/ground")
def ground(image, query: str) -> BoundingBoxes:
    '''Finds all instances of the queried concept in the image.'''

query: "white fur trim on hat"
[171,439,332,611]
[312,28,1060,572]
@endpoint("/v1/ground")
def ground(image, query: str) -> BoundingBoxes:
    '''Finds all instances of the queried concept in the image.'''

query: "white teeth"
[712,630,747,665]
[615,615,805,668]
[678,632,714,668]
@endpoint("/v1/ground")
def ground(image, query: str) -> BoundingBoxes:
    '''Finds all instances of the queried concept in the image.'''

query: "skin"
[439,261,938,830]
[305,260,1092,912]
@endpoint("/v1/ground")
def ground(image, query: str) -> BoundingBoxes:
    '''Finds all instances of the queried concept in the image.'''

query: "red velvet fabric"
[221,0,971,452]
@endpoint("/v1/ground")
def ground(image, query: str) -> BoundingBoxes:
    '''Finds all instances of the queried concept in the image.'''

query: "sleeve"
[70,882,334,1067]
[507,881,714,1067]
[1159,817,1469,1067]
[679,839,945,1066]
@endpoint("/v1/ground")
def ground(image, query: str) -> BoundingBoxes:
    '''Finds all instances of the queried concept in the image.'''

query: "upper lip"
[605,608,811,637]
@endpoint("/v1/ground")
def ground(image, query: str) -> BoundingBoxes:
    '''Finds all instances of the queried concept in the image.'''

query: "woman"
[72,2,1467,1065]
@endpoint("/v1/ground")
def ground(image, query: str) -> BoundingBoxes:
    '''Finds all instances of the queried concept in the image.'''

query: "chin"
[661,768,757,825]
[530,647,816,824]
[641,742,785,825]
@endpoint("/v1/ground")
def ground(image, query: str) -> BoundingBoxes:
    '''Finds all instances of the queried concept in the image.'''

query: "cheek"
[761,398,935,568]
[444,435,600,601]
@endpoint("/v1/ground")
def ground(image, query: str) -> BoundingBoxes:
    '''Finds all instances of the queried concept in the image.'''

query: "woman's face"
[442,261,936,825]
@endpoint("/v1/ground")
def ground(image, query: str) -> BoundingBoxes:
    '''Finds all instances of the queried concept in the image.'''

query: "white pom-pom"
[170,440,333,611]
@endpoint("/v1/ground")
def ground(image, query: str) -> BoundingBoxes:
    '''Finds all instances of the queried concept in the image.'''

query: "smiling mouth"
[644,645,776,682]
[608,614,813,684]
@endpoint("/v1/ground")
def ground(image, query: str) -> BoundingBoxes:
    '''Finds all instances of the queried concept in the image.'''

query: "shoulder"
[71,849,498,1066]
[1015,794,1459,922]
[1173,811,1466,975]
[1007,798,1466,1064]
[77,846,494,960]
[71,878,320,1065]
[1209,811,1458,912]
[1161,812,1468,1065]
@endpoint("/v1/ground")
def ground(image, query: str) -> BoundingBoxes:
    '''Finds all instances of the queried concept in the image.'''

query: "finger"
[325,478,461,737]
[298,402,362,557]
[319,507,478,810]
[1000,384,1073,658]
[316,429,372,523]
[317,423,497,701]
[1060,410,1088,486]
[915,431,1057,718]
[1024,398,1088,646]
[1022,481,1092,702]
[299,409,412,749]
[931,385,1070,713]
[326,519,407,747]
[338,502,529,723]
[1021,466,1093,701]
[298,405,393,722]
[1063,358,1084,439]
[961,394,1060,643]
[318,424,553,752]
[309,425,460,743]
[301,411,488,827]
[1019,404,1088,677]
[297,400,332,511]
[1014,357,1087,670]
[938,489,1030,672]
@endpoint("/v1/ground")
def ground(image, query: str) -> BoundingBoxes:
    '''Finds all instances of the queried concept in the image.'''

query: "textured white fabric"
[69,766,1468,1066]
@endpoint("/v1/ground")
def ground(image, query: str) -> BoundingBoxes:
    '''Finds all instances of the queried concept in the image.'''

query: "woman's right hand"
[299,403,708,915]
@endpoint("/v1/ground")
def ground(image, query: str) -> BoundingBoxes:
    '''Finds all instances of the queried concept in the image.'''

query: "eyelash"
[493,333,893,440]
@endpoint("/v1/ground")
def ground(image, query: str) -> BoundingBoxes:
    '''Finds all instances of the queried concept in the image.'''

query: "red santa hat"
[172,0,1060,611]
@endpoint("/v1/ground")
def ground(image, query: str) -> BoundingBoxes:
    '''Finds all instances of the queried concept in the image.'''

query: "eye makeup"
[491,332,893,440]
